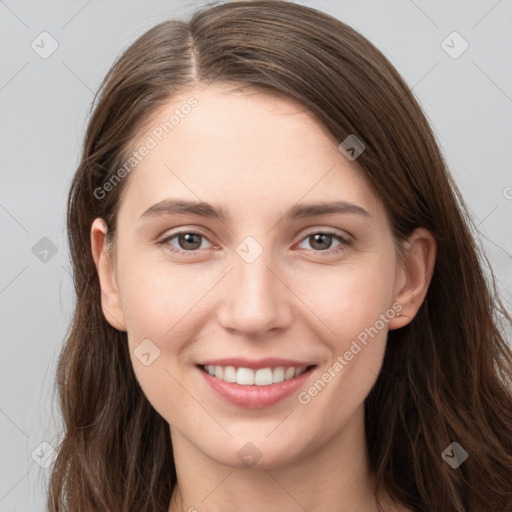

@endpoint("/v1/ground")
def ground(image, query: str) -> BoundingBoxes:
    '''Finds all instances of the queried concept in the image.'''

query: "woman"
[48,1,512,511]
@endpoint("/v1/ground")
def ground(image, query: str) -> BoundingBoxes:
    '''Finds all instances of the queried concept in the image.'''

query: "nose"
[217,244,293,337]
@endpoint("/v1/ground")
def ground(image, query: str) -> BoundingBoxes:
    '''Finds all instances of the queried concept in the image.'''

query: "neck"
[167,404,389,512]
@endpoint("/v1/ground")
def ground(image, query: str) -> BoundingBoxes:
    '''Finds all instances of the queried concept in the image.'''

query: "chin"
[203,432,309,471]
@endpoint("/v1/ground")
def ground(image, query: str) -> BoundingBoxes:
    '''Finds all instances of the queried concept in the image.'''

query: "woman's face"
[92,85,426,469]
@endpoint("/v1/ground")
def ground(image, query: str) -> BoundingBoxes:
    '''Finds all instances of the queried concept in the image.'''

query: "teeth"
[272,366,284,383]
[214,365,224,379]
[294,367,304,378]
[254,368,273,386]
[284,367,295,380]
[223,366,236,382]
[203,365,308,386]
[236,367,255,385]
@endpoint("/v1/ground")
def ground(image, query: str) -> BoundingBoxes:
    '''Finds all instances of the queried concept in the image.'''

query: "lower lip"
[198,366,315,409]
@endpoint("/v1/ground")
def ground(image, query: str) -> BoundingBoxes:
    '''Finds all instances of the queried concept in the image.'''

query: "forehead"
[117,85,386,226]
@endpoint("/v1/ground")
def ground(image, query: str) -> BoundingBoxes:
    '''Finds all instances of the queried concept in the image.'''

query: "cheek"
[117,257,219,414]
[119,261,200,420]
[294,258,395,400]
[295,257,396,342]
[118,255,205,342]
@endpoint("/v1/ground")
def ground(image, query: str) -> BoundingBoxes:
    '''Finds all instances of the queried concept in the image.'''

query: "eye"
[158,231,213,255]
[158,229,351,257]
[296,230,351,254]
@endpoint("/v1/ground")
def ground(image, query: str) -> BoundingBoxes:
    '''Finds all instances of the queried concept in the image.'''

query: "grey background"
[1,0,511,510]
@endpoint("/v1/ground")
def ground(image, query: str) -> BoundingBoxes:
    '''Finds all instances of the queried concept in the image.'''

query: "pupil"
[312,233,331,250]
[181,233,200,250]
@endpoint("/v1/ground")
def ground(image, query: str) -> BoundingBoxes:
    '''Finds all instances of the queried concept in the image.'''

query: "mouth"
[196,361,317,409]
[198,364,314,386]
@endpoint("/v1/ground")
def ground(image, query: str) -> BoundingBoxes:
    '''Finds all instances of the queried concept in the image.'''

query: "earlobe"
[90,217,127,331]
[388,227,437,330]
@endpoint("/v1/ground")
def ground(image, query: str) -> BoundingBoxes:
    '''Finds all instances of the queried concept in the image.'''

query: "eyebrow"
[139,199,371,222]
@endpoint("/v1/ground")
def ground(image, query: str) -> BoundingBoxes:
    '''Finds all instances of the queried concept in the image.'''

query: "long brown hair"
[48,1,512,510]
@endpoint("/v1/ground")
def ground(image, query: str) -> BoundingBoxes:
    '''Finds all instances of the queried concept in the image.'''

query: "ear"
[90,217,127,331]
[388,227,437,330]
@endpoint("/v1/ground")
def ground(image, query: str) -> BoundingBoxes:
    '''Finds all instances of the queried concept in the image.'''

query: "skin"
[91,84,436,512]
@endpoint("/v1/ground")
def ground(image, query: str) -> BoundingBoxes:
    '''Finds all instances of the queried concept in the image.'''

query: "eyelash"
[157,229,352,257]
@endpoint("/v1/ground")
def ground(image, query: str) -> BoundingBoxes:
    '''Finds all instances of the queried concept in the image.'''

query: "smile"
[200,364,309,386]
[197,360,317,409]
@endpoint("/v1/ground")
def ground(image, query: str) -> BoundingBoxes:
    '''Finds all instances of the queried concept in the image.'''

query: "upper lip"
[197,358,316,370]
